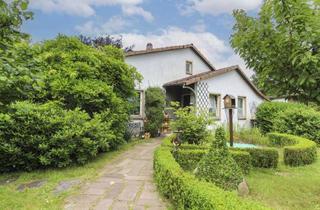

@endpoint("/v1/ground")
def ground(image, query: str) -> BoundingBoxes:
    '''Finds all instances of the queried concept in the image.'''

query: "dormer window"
[186,61,193,75]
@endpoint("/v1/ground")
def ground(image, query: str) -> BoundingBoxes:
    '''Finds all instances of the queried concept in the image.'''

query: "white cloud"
[184,0,262,16]
[29,0,153,21]
[75,16,128,35]
[119,27,251,76]
[122,5,154,22]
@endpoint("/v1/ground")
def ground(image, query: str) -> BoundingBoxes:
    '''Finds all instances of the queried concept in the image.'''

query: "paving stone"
[64,138,167,210]
[117,181,143,201]
[17,180,47,191]
[0,175,19,186]
[54,179,80,195]
[94,198,113,210]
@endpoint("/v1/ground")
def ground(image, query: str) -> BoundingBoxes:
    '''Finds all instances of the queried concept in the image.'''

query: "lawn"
[0,140,143,210]
[246,149,320,210]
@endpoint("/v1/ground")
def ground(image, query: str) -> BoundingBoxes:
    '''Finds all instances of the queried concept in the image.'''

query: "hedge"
[154,146,270,210]
[268,133,317,166]
[273,108,320,144]
[162,135,209,150]
[230,147,279,168]
[173,149,251,175]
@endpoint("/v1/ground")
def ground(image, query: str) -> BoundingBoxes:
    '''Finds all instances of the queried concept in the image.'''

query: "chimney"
[146,43,153,50]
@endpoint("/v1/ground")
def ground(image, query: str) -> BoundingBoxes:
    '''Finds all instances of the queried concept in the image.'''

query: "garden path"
[64,137,167,210]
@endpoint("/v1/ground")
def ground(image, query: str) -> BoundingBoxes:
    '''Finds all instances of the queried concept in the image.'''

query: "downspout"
[182,84,197,108]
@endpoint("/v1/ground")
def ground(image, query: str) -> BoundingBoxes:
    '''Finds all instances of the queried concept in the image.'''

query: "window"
[238,96,247,119]
[209,94,221,119]
[186,61,193,75]
[129,91,142,116]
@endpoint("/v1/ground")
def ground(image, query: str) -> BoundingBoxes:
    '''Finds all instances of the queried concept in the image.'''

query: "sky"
[23,0,263,75]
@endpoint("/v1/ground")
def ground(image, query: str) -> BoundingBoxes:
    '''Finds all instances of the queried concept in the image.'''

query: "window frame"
[209,93,221,120]
[186,60,193,75]
[237,96,247,120]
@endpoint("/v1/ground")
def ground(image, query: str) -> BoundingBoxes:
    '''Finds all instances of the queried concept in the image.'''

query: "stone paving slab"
[64,138,167,210]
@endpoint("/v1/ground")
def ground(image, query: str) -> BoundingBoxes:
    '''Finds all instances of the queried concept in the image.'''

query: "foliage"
[235,127,269,145]
[195,128,243,190]
[154,142,270,209]
[0,0,33,50]
[256,102,306,134]
[171,105,210,144]
[173,149,251,175]
[273,107,320,144]
[144,87,166,137]
[231,0,320,104]
[79,34,134,52]
[268,133,317,166]
[231,147,279,168]
[0,101,116,172]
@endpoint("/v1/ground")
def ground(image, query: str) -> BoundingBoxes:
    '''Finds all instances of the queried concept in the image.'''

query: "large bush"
[273,108,320,144]
[195,127,243,190]
[256,102,305,134]
[144,87,166,137]
[171,106,210,144]
[0,101,115,172]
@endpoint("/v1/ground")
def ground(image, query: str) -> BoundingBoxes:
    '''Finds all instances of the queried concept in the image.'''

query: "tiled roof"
[125,44,215,71]
[164,65,269,100]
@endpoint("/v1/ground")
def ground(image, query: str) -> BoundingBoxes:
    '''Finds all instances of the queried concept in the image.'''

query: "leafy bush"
[273,108,320,144]
[173,149,251,175]
[256,102,305,134]
[268,133,317,166]
[195,128,243,190]
[144,87,166,137]
[154,142,270,209]
[171,106,210,144]
[0,101,115,172]
[231,147,279,168]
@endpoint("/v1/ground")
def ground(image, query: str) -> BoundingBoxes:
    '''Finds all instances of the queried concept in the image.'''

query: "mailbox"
[223,95,236,109]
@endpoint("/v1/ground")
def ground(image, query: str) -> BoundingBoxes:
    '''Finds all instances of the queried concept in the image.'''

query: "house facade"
[125,43,268,134]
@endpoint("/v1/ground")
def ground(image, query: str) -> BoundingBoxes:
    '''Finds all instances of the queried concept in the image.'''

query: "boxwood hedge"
[268,133,317,166]
[173,149,251,175]
[154,145,270,210]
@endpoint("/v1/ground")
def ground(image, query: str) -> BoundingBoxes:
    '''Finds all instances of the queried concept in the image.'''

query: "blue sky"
[23,0,263,73]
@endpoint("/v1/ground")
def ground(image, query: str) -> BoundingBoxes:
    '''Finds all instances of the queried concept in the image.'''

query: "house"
[125,43,268,134]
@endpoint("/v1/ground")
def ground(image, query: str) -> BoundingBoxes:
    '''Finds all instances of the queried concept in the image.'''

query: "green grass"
[246,149,320,210]
[0,139,143,210]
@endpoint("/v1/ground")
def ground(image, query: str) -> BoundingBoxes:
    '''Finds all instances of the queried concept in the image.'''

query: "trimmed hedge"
[162,135,209,150]
[268,133,317,166]
[173,149,251,174]
[154,146,270,210]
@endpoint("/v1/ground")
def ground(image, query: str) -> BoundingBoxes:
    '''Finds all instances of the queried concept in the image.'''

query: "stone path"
[64,138,167,210]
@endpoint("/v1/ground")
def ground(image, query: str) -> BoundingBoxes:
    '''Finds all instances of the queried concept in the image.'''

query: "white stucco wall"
[125,48,211,89]
[200,70,265,128]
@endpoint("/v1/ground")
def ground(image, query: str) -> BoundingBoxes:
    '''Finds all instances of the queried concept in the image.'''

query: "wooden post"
[229,109,234,147]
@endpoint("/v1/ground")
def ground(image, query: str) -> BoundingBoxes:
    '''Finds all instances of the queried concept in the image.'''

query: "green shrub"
[154,145,270,209]
[268,133,317,166]
[231,147,279,168]
[256,102,306,134]
[144,87,166,137]
[0,101,115,172]
[171,106,210,144]
[195,128,243,190]
[273,108,320,144]
[174,149,251,175]
[230,150,251,175]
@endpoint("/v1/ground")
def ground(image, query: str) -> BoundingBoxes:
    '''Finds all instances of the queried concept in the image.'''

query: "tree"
[144,87,166,137]
[231,0,320,104]
[79,35,134,52]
